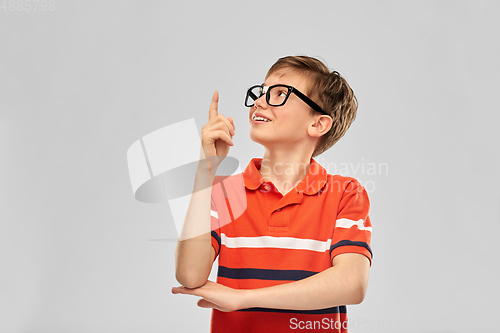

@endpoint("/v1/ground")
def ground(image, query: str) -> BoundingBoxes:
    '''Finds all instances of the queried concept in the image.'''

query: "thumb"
[228,117,235,131]
[197,298,216,309]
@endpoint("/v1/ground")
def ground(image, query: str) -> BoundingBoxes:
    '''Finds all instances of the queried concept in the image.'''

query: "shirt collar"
[243,157,328,195]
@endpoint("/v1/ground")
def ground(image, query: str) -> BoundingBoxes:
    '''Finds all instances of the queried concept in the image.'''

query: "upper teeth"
[253,115,271,122]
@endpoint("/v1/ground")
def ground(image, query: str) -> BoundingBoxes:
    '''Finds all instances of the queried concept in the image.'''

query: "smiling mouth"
[251,119,272,124]
[251,116,272,123]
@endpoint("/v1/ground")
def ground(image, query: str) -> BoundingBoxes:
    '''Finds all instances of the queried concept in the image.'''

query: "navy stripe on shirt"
[211,231,221,254]
[238,305,347,315]
[329,239,373,258]
[218,266,318,281]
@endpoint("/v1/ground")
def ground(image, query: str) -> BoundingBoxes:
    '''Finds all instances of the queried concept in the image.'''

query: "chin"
[249,132,267,145]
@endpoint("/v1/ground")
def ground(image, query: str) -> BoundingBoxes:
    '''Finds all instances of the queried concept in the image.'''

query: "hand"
[200,91,236,171]
[172,280,246,312]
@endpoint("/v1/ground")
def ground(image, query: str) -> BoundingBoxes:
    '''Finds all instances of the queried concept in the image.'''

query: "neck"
[259,150,312,195]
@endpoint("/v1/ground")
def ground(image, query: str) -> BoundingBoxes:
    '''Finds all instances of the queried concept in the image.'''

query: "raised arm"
[174,91,236,289]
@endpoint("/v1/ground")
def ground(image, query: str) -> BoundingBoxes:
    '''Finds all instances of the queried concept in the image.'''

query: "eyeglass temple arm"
[291,88,325,114]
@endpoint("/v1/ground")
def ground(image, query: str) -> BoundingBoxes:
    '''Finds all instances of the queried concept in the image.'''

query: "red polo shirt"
[209,157,372,333]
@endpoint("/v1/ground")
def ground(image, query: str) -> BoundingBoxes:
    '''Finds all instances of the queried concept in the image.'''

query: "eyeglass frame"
[245,84,328,116]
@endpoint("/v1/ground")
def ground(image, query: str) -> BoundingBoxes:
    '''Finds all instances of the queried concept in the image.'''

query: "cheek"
[279,112,306,128]
[248,106,255,117]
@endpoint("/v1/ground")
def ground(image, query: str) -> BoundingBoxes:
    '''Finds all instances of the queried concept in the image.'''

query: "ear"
[308,115,333,138]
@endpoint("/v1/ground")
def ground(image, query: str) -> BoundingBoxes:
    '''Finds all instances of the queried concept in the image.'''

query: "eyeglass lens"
[246,85,289,107]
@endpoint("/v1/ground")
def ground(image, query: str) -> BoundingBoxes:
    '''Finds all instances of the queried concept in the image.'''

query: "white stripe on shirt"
[335,218,372,232]
[220,234,332,252]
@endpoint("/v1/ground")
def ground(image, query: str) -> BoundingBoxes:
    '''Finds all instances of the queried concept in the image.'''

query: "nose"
[253,93,267,109]
[249,94,267,121]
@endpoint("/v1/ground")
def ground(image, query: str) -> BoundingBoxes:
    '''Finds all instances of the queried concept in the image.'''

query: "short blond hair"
[266,56,358,157]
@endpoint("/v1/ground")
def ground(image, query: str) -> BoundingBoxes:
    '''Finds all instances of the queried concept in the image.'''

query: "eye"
[278,90,288,97]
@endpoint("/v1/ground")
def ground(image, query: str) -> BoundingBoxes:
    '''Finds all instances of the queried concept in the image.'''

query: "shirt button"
[263,185,270,190]
[276,208,281,212]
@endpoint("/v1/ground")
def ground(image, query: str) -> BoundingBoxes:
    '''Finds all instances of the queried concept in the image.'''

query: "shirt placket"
[260,182,303,232]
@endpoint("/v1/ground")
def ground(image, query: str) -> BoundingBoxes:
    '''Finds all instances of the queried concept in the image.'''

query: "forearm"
[174,162,216,288]
[241,260,368,310]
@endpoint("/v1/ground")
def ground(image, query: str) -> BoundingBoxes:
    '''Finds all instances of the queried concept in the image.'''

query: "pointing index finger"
[209,91,219,121]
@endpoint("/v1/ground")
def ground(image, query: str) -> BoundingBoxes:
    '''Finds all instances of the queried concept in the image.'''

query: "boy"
[172,55,372,333]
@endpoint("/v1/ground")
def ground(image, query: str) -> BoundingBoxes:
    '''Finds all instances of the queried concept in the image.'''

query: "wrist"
[238,288,256,310]
[196,162,216,183]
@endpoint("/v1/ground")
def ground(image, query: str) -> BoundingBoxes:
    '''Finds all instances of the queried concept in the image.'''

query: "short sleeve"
[330,179,373,266]
[210,191,221,262]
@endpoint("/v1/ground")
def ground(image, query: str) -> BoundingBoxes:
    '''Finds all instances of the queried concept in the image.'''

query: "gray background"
[1,1,499,332]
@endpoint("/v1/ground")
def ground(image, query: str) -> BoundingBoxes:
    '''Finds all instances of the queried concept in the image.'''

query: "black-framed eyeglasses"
[244,84,327,115]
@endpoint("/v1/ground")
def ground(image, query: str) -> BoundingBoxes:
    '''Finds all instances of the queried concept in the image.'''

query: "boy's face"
[249,69,320,151]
